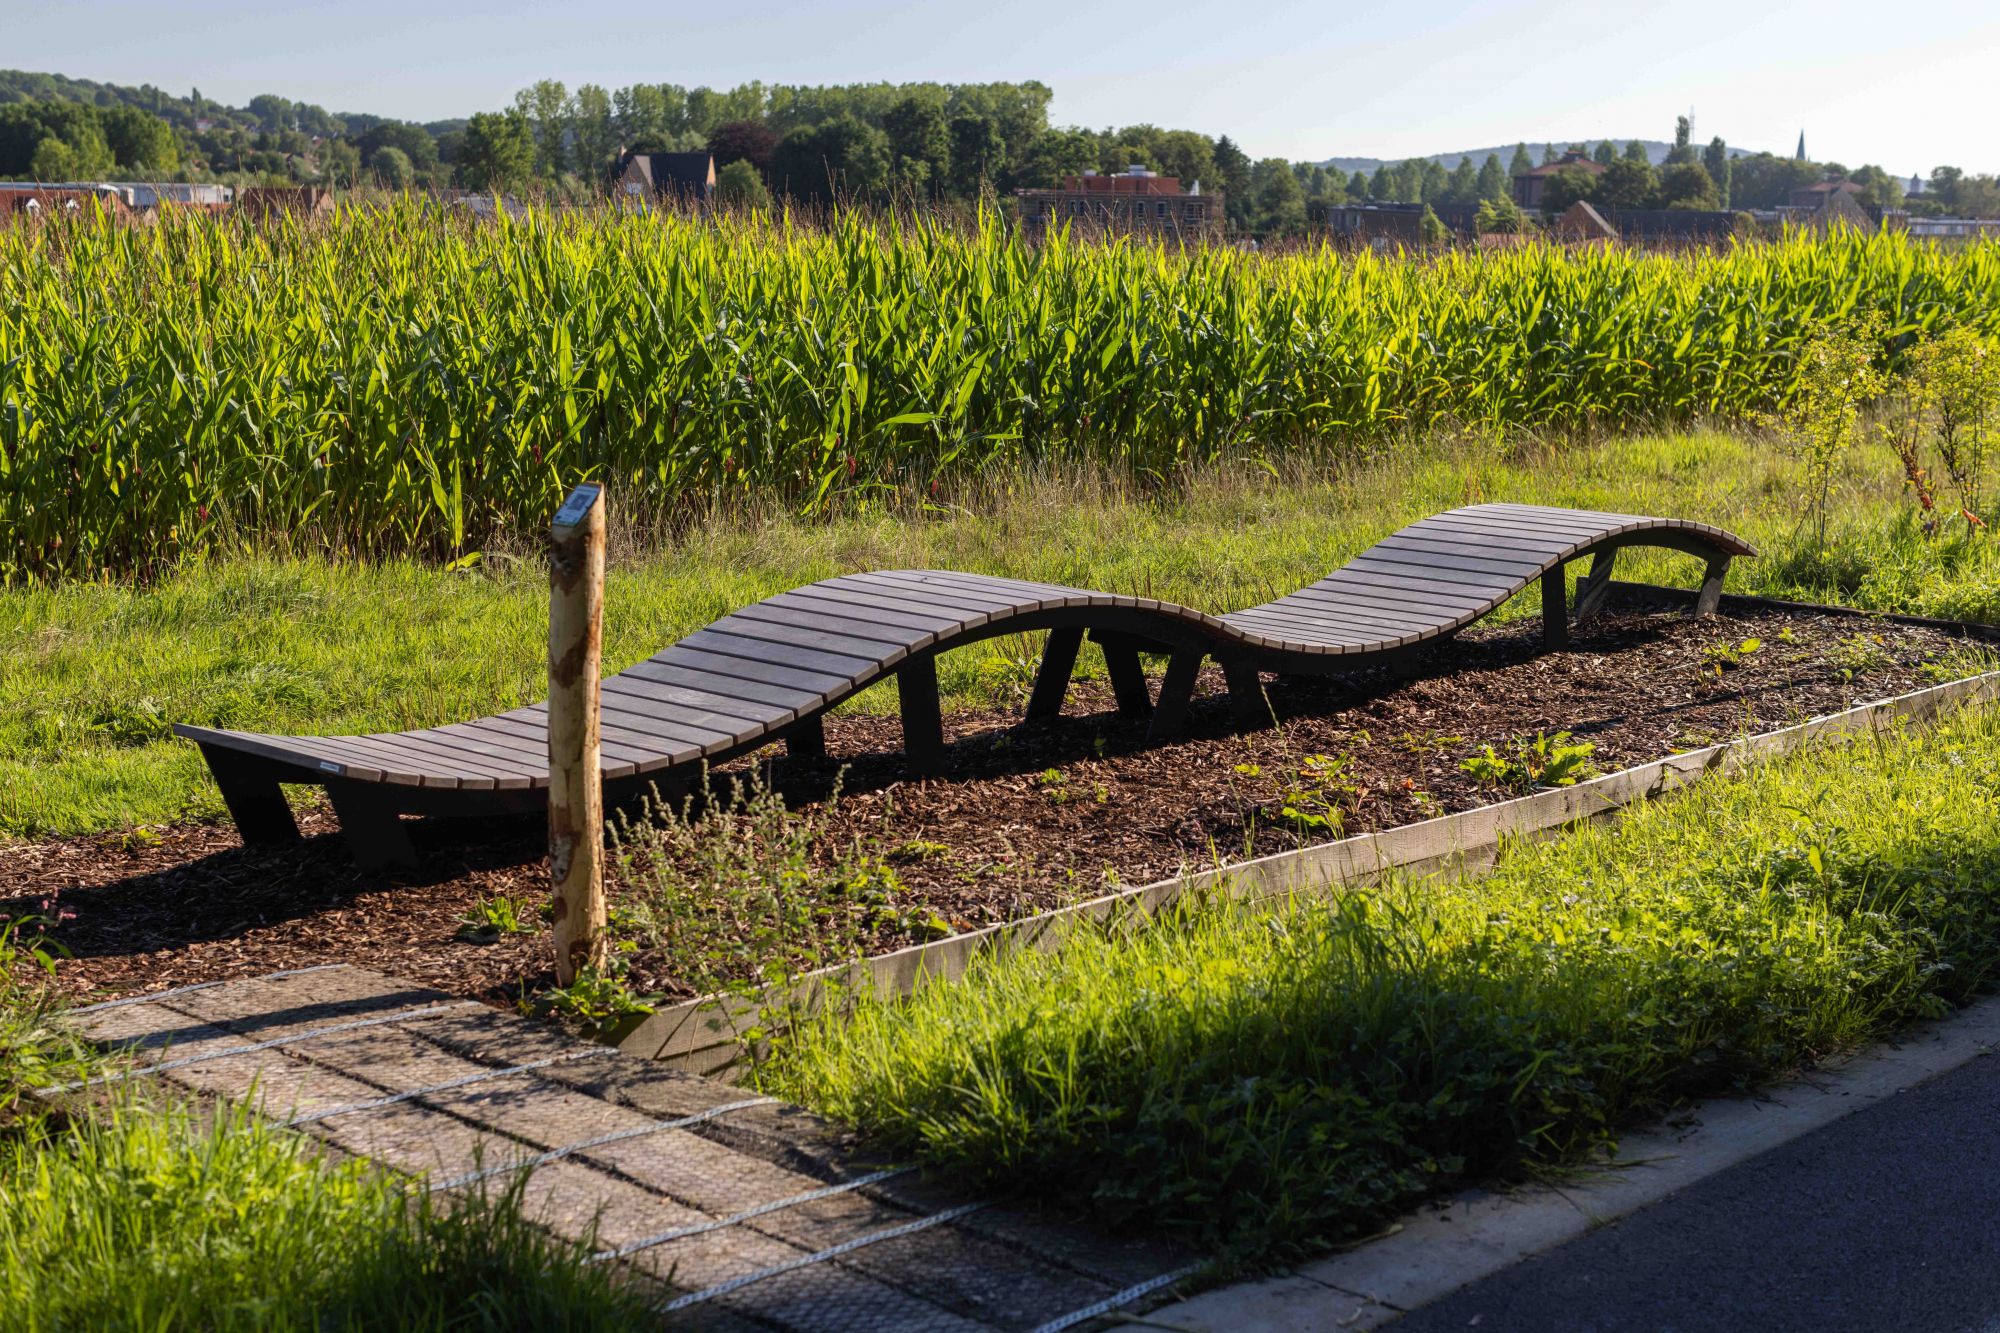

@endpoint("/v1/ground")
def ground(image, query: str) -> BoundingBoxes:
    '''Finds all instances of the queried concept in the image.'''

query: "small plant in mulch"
[532,957,657,1032]
[1459,731,1599,794]
[1701,636,1763,672]
[1396,730,1467,755]
[1278,753,1364,837]
[454,894,536,944]
[1035,768,1070,803]
[1831,632,1893,681]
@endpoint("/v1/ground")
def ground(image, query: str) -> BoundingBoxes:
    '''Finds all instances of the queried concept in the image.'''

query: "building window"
[1184,202,1201,219]
[1070,200,1084,215]
[1157,201,1169,218]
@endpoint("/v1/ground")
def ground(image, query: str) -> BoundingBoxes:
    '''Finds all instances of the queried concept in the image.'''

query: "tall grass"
[4,205,1997,580]
[0,1096,651,1331]
[763,703,2000,1267]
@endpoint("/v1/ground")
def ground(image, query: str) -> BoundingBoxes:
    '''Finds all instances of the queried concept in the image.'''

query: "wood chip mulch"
[5,594,1985,1009]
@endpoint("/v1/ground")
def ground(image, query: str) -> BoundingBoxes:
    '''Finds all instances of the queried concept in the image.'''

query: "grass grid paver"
[65,964,1192,1331]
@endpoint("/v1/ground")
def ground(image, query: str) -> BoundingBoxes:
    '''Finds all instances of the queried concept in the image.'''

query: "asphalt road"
[1396,1053,2000,1333]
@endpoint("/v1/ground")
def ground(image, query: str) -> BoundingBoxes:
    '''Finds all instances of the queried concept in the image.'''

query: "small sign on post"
[548,481,606,987]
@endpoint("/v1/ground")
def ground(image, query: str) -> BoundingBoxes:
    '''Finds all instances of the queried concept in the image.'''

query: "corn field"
[3,204,1998,581]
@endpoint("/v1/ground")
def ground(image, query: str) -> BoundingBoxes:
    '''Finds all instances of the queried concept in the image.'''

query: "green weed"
[454,894,536,943]
[1459,731,1599,793]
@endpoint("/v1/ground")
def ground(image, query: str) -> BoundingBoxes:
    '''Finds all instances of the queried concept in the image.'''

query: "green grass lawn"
[761,700,2000,1270]
[0,923,648,1331]
[6,428,1996,838]
[0,1102,651,1332]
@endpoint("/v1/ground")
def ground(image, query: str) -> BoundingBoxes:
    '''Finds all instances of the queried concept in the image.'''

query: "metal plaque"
[552,482,602,530]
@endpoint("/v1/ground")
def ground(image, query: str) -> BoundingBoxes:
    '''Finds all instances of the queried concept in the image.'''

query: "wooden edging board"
[615,586,2000,1078]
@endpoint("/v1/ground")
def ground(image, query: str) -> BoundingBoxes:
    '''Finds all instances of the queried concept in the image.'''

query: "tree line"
[3,69,1997,234]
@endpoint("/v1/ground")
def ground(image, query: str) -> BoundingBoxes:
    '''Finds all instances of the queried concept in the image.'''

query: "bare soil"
[6,594,1985,1009]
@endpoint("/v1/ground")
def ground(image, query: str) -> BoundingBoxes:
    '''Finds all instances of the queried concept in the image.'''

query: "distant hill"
[1321,140,1768,174]
[0,69,395,138]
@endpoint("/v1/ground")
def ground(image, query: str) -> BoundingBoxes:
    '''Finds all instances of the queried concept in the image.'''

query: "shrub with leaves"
[609,766,930,996]
[1765,318,1884,553]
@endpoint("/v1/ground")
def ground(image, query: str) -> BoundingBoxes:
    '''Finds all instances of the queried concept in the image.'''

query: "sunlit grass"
[7,428,2000,837]
[5,206,1996,581]
[0,1096,650,1332]
[763,702,2000,1269]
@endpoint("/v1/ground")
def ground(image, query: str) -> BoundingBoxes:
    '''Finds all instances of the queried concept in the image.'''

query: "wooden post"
[548,482,606,987]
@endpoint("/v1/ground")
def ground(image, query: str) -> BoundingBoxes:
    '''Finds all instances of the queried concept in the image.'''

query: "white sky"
[4,0,1994,174]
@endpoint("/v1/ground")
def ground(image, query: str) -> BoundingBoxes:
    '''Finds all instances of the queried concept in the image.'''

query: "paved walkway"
[1396,1053,2000,1333]
[1145,995,2000,1332]
[65,965,1195,1332]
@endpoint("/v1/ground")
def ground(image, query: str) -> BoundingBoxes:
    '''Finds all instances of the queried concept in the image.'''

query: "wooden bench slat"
[458,714,668,770]
[726,602,934,655]
[688,623,899,678]
[601,672,795,727]
[1370,534,1551,574]
[772,587,971,633]
[1256,590,1457,633]
[1297,575,1495,618]
[616,659,824,713]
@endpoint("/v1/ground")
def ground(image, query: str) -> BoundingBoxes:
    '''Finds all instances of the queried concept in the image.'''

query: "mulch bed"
[6,594,1987,1009]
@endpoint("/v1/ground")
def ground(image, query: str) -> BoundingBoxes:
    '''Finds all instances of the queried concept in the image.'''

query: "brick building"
[237,186,336,221]
[1016,167,1223,240]
[1512,151,1608,210]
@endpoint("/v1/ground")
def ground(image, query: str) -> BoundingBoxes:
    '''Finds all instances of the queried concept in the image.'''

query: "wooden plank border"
[615,585,2000,1078]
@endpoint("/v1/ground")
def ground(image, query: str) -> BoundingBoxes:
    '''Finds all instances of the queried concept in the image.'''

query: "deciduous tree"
[715,158,772,209]
[882,96,948,194]
[1658,161,1719,209]
[1703,136,1731,206]
[1446,155,1477,204]
[370,145,413,190]
[1665,116,1695,165]
[948,113,1004,196]
[707,118,779,172]
[1598,156,1659,209]
[456,111,534,192]
[768,115,889,202]
[1250,156,1306,235]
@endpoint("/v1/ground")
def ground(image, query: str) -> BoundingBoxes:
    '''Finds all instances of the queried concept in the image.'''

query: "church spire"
[1796,130,1806,161]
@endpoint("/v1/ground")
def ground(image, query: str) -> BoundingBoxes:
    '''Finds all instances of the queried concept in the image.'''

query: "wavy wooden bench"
[176,503,1755,866]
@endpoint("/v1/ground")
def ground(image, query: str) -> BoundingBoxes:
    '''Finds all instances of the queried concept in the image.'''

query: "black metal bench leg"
[1094,633,1155,717]
[898,653,944,774]
[1026,626,1083,722]
[1541,565,1569,651]
[1695,556,1730,617]
[785,713,826,762]
[1221,658,1275,729]
[1148,649,1205,741]
[1573,548,1619,619]
[203,746,300,846]
[325,780,418,871]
